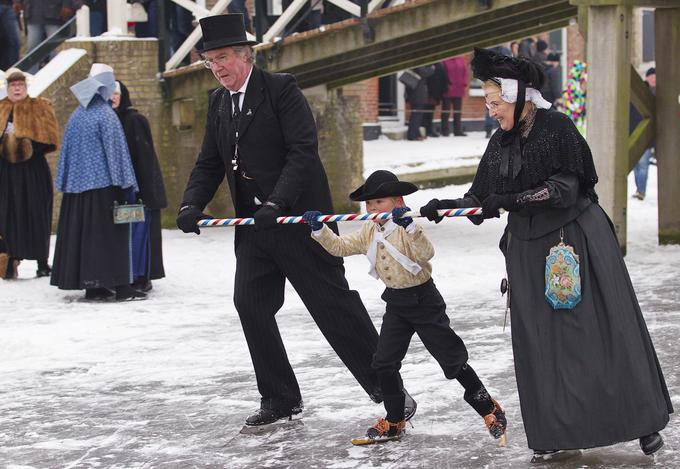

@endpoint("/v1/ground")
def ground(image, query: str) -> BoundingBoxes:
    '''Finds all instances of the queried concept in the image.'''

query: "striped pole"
[197,207,483,227]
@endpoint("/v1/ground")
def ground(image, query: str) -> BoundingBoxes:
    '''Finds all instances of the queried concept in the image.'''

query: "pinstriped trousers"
[233,224,381,410]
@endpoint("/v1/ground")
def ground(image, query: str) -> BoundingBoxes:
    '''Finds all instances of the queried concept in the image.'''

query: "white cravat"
[366,220,422,279]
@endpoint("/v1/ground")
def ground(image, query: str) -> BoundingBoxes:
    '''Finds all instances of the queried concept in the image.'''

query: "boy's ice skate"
[483,399,507,447]
[351,418,406,445]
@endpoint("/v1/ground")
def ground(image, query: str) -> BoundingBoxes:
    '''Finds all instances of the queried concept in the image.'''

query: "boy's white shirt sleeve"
[311,223,371,257]
[402,222,435,264]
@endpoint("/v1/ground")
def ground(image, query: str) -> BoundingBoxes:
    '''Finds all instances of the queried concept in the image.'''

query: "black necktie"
[230,92,242,170]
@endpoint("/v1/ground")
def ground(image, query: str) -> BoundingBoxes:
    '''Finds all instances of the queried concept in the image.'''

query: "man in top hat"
[176,14,416,427]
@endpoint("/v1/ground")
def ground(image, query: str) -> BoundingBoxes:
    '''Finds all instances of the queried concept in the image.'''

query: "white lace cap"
[497,77,552,110]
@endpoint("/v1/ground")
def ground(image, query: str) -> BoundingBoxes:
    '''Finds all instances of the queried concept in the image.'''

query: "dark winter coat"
[181,66,335,218]
[405,65,434,107]
[466,109,673,450]
[426,63,450,103]
[16,0,83,24]
[115,82,167,210]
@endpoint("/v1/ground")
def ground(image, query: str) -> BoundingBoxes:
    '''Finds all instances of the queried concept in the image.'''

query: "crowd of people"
[0,65,166,301]
[402,37,564,141]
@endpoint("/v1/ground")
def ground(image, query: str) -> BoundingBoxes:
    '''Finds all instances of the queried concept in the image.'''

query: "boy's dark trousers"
[371,279,494,422]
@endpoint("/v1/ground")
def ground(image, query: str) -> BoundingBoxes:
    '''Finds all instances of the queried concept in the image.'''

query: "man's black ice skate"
[241,400,304,435]
[640,432,664,455]
[370,388,417,422]
[351,418,405,445]
[483,399,507,447]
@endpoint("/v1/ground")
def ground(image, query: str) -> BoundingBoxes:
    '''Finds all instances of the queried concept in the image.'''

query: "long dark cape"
[480,110,672,450]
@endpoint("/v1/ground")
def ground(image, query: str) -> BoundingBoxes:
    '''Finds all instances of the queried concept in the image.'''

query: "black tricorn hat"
[470,47,545,89]
[198,14,258,53]
[349,170,418,202]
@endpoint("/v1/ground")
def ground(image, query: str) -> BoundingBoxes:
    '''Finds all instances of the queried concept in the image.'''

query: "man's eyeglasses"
[202,53,231,69]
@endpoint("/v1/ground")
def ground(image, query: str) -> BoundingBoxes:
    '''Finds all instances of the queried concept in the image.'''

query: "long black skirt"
[50,187,132,290]
[0,153,53,260]
[148,209,165,280]
[503,203,673,451]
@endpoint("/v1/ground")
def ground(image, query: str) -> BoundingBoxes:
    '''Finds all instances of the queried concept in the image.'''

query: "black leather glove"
[481,193,517,219]
[420,198,464,223]
[176,205,210,234]
[391,206,412,228]
[254,202,281,230]
[302,210,323,231]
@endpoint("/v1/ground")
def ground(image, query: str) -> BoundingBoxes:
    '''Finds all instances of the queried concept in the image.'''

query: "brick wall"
[340,78,380,123]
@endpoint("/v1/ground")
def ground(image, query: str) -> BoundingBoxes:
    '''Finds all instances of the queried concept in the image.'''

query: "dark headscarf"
[114,80,133,120]
[471,48,545,181]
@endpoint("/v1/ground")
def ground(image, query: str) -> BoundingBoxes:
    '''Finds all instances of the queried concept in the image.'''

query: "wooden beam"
[655,7,680,244]
[585,4,632,252]
[630,64,655,117]
[571,0,680,7]
[628,117,654,171]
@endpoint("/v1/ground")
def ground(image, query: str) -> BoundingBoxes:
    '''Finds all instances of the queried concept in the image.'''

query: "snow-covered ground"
[1,159,678,467]
[363,132,489,177]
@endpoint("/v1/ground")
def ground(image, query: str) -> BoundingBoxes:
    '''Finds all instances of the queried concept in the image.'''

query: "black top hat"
[349,170,418,202]
[198,14,258,53]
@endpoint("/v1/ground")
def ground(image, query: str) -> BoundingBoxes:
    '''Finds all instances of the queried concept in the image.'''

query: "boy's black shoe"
[85,288,115,300]
[640,432,664,455]
[245,401,304,426]
[365,418,405,441]
[115,285,147,301]
[483,399,507,439]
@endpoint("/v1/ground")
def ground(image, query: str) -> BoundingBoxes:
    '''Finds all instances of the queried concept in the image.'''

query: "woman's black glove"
[177,205,211,234]
[481,193,518,219]
[420,198,462,224]
[302,211,323,231]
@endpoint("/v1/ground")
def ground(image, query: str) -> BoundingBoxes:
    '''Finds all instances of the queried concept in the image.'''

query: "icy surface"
[1,165,678,467]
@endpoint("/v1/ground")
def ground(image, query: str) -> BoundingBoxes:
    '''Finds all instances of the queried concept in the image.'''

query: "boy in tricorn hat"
[303,170,507,444]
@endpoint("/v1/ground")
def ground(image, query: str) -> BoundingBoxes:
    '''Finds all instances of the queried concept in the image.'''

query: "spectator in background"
[540,52,562,106]
[510,41,519,57]
[84,0,106,36]
[112,80,167,291]
[0,0,20,70]
[14,0,83,73]
[517,37,534,59]
[0,69,59,279]
[51,63,145,301]
[228,0,252,33]
[422,62,449,138]
[632,67,656,201]
[533,39,549,63]
[405,65,434,141]
[441,55,468,137]
[281,0,324,34]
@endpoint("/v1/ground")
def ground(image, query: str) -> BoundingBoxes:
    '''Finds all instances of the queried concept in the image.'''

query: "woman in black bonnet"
[420,48,672,463]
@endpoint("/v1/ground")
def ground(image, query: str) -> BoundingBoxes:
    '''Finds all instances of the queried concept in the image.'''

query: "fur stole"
[0,97,59,163]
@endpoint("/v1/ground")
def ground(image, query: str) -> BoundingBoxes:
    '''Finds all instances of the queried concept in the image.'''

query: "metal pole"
[255,0,268,68]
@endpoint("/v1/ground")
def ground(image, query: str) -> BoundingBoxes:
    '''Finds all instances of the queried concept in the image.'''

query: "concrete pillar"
[655,8,680,245]
[106,0,129,36]
[307,88,364,214]
[585,5,631,252]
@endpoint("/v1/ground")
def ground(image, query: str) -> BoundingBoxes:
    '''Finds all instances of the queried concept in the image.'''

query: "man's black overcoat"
[181,67,334,217]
